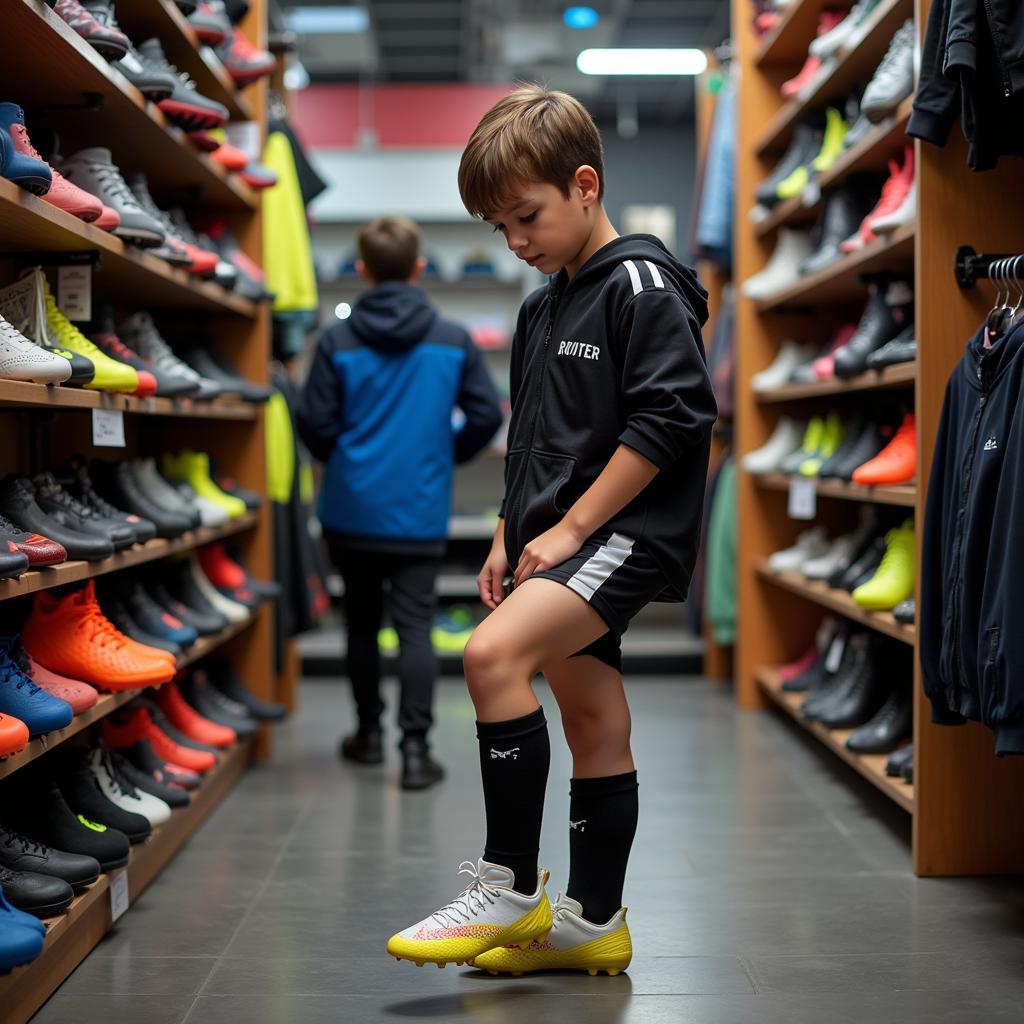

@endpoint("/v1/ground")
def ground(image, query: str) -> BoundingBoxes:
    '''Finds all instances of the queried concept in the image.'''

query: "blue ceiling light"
[564,7,600,30]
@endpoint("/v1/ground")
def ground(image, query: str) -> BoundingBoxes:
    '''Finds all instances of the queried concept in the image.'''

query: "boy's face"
[486,176,595,277]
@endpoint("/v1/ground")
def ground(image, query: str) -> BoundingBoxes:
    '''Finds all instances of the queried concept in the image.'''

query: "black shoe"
[800,182,877,276]
[165,563,230,634]
[340,729,384,765]
[837,534,887,592]
[866,326,917,370]
[816,637,894,730]
[0,545,28,579]
[89,460,193,539]
[56,751,152,845]
[801,631,872,721]
[180,669,259,739]
[0,475,114,562]
[97,589,184,657]
[63,457,157,544]
[754,121,823,209]
[33,471,136,550]
[0,824,101,889]
[893,598,916,624]
[886,744,913,777]
[119,739,201,791]
[846,682,913,754]
[833,274,914,380]
[147,580,222,637]
[0,867,74,918]
[830,418,898,483]
[8,778,128,872]
[207,660,287,721]
[900,759,914,784]
[780,618,846,693]
[400,736,445,791]
[110,751,190,809]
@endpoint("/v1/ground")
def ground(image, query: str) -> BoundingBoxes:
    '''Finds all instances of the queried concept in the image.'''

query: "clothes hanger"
[1008,255,1024,326]
[984,258,1011,347]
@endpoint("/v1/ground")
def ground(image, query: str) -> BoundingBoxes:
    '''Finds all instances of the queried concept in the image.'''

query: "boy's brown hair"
[458,85,605,219]
[357,216,422,282]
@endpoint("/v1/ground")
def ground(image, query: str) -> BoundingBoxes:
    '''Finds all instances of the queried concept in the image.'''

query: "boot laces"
[0,316,35,351]
[0,643,41,695]
[75,599,128,651]
[1,826,48,855]
[429,862,502,928]
[88,162,142,210]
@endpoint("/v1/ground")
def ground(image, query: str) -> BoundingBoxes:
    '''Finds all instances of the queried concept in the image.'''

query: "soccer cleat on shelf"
[799,411,845,477]
[237,161,278,190]
[113,41,179,101]
[861,19,916,123]
[151,574,226,637]
[21,580,178,691]
[83,743,172,827]
[852,520,915,611]
[833,276,914,380]
[893,597,915,624]
[0,313,72,384]
[0,712,29,758]
[811,106,849,175]
[93,204,120,232]
[188,1,231,44]
[87,309,188,398]
[197,543,260,608]
[32,471,136,551]
[63,456,158,544]
[119,738,201,791]
[53,0,129,59]
[98,589,183,658]
[118,312,220,397]
[167,209,222,279]
[473,893,631,977]
[740,229,813,301]
[0,542,28,580]
[841,147,915,253]
[88,459,193,540]
[768,527,831,574]
[138,39,229,130]
[387,859,553,967]
[852,412,916,485]
[0,105,103,222]
[186,554,251,622]
[215,475,262,511]
[0,866,74,919]
[0,823,100,891]
[44,286,138,394]
[130,458,202,529]
[811,324,858,380]
[111,749,189,808]
[124,579,199,648]
[163,450,248,519]
[179,669,259,739]
[810,0,881,60]
[0,887,45,972]
[751,342,816,393]
[55,748,152,844]
[175,481,230,528]
[0,476,112,562]
[0,636,74,738]
[207,660,287,722]
[216,27,277,86]
[206,134,248,172]
[102,705,216,775]
[778,416,825,475]
[0,125,52,196]
[154,678,237,749]
[24,655,98,715]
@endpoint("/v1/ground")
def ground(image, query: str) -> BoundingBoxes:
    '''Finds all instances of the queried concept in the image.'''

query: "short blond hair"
[458,85,605,219]
[357,216,421,282]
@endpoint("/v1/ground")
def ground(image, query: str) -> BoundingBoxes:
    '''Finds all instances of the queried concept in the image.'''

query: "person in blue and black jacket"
[297,215,503,790]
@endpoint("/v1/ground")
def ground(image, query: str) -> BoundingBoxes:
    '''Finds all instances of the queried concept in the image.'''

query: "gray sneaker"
[60,148,166,248]
[861,20,916,124]
[119,312,222,399]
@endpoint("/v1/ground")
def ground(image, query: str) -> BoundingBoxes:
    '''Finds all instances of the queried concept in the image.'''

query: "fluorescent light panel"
[577,48,708,76]
[283,6,369,34]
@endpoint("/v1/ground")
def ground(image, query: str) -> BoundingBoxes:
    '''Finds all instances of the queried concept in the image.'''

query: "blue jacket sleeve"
[454,333,503,465]
[296,330,344,464]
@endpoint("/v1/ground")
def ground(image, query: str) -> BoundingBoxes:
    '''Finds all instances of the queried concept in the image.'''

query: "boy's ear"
[356,259,374,284]
[408,257,427,284]
[574,165,601,207]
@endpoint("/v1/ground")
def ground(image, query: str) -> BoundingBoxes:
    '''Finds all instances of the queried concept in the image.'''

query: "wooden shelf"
[755,221,915,312]
[755,0,850,68]
[0,739,254,1024]
[115,0,255,122]
[0,180,257,316]
[756,359,916,400]
[0,512,258,602]
[756,666,914,812]
[0,378,258,419]
[0,615,257,782]
[756,473,917,507]
[755,0,915,158]
[756,561,916,645]
[5,1,256,212]
[755,97,913,238]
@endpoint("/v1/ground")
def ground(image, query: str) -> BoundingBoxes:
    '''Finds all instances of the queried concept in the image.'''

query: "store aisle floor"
[31,677,1024,1024]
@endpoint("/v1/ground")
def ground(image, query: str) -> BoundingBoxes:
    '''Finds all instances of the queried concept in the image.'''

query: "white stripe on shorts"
[566,533,635,602]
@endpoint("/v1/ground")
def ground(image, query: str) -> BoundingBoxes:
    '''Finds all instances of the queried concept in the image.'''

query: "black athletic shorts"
[515,532,669,673]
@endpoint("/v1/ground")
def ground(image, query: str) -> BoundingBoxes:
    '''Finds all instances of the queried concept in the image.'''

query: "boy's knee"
[464,632,503,688]
[562,707,631,757]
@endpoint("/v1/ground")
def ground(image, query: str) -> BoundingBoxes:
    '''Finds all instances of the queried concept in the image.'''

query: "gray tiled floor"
[31,676,1024,1023]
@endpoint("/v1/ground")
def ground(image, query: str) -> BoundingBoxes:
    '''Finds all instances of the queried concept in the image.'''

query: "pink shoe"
[94,204,121,232]
[813,324,857,380]
[27,656,99,715]
[842,146,914,254]
[777,644,818,683]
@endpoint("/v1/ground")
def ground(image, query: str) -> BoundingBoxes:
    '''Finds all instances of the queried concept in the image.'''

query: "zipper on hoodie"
[983,0,1013,97]
[948,356,991,711]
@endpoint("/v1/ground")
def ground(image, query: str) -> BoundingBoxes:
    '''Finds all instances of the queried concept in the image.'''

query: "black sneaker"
[0,823,100,889]
[340,729,384,765]
[56,750,152,845]
[120,739,201,792]
[400,737,444,791]
[180,670,259,739]
[9,778,128,872]
[111,751,190,809]
[207,660,287,721]
[0,867,74,918]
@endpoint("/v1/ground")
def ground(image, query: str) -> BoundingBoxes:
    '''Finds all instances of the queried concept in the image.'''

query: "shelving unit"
[0,1,279,1014]
[733,0,1024,874]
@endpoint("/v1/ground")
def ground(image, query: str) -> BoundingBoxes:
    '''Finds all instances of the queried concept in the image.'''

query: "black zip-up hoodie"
[501,234,716,602]
[921,319,1024,755]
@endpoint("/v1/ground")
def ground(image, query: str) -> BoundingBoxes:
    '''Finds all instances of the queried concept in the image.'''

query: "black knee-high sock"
[566,771,639,923]
[477,708,550,895]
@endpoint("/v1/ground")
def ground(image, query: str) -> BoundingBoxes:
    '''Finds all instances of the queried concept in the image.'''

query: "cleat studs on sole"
[588,968,598,976]
[608,969,620,976]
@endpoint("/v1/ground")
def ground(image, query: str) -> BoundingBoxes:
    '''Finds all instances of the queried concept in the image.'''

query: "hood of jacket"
[348,281,437,353]
[550,234,709,327]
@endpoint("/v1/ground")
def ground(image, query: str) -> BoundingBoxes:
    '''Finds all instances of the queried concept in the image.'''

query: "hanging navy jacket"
[297,282,502,554]
[502,234,716,602]
[921,320,1024,755]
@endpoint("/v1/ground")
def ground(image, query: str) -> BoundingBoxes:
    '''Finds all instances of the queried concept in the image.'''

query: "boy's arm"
[454,333,503,465]
[296,331,344,464]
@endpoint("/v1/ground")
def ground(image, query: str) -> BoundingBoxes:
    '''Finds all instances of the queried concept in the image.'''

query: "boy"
[386,88,717,973]
[297,216,503,791]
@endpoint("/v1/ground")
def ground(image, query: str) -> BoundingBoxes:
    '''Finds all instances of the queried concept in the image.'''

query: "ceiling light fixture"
[564,7,600,29]
[282,6,369,35]
[576,48,708,76]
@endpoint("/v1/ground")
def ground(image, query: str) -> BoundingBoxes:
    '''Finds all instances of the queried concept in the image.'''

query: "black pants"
[330,545,440,739]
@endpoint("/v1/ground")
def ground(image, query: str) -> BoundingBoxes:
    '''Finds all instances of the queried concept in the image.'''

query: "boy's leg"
[464,578,608,894]
[332,546,386,743]
[543,655,639,924]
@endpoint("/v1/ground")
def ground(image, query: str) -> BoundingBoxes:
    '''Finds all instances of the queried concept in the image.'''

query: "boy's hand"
[514,522,585,588]
[477,543,510,611]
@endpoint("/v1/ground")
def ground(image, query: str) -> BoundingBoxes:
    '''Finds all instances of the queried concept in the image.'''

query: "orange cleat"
[101,705,216,774]
[21,580,176,691]
[852,412,916,486]
[154,678,236,749]
[0,711,29,756]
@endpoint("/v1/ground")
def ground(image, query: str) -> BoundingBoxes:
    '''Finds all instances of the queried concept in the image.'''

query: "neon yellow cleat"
[852,519,915,611]
[162,450,248,520]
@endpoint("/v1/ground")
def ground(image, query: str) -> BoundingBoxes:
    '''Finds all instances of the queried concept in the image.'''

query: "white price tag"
[824,633,847,674]
[58,265,92,322]
[109,869,129,922]
[788,478,817,520]
[802,181,822,207]
[92,408,125,448]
